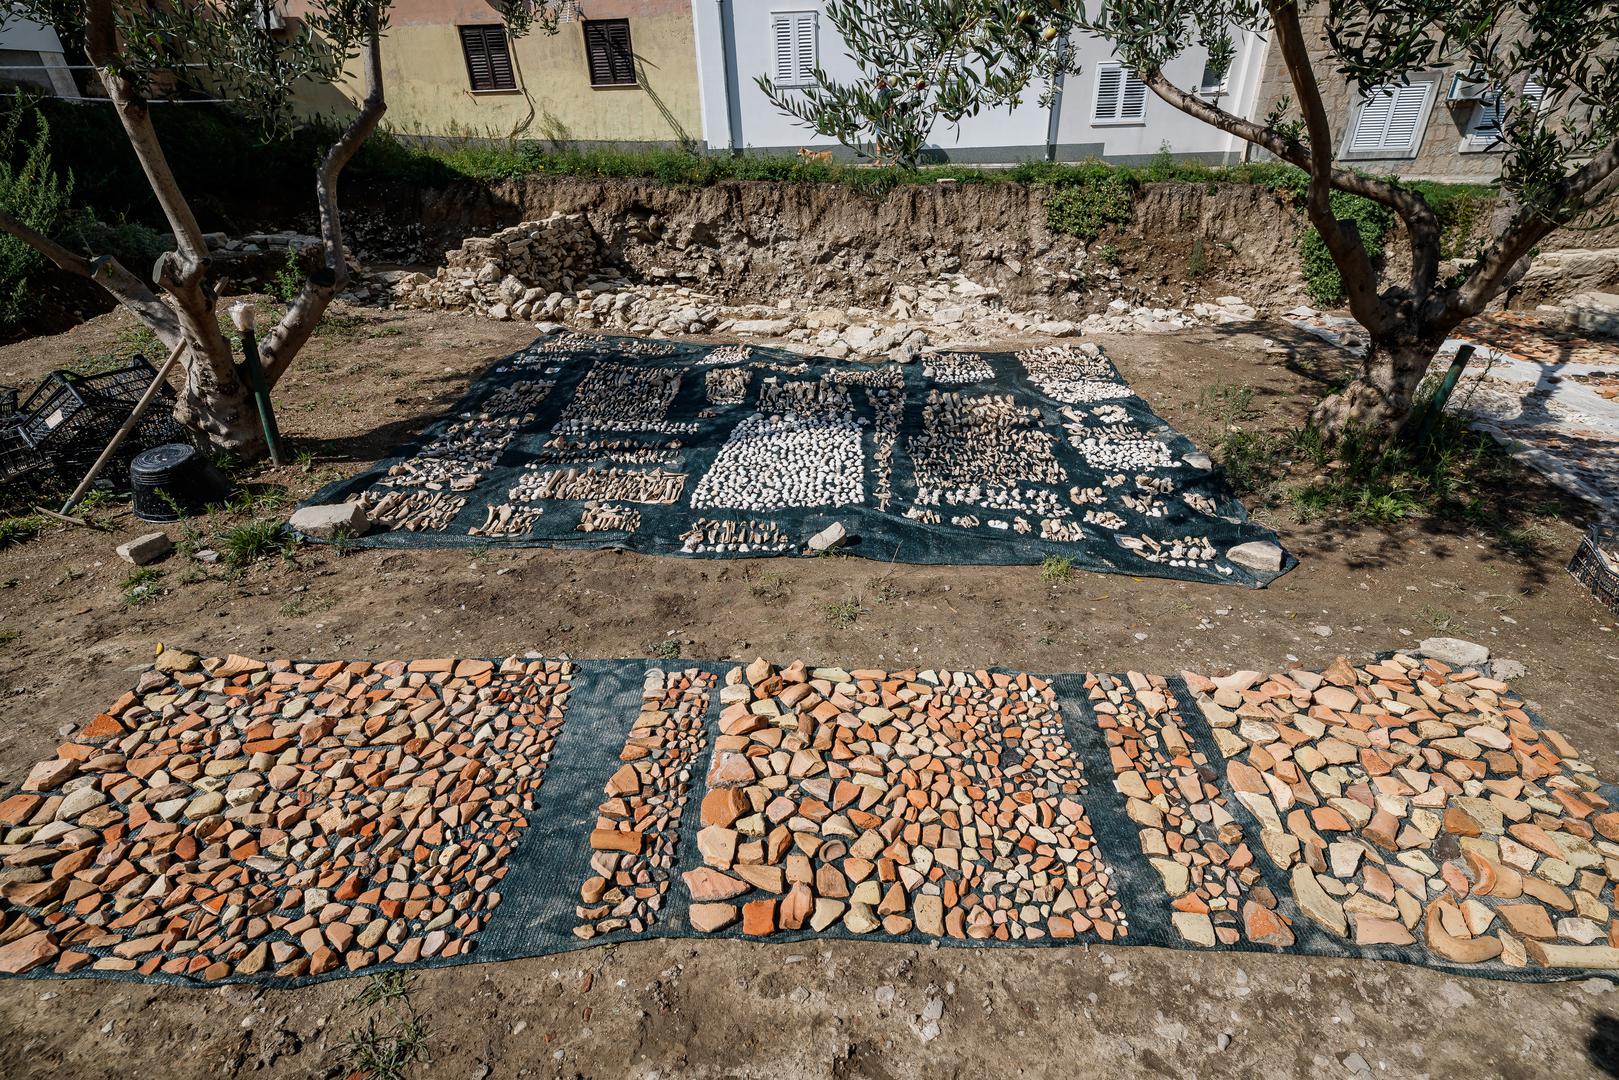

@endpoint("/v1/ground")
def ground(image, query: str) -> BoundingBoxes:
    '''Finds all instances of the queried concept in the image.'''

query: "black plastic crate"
[0,384,16,421]
[0,425,51,509]
[1568,524,1619,617]
[14,356,184,481]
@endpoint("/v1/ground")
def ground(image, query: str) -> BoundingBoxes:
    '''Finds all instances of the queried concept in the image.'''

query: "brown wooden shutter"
[584,19,636,86]
[460,26,515,92]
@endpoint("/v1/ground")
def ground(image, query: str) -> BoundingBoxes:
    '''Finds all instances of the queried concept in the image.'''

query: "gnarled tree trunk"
[1309,329,1450,439]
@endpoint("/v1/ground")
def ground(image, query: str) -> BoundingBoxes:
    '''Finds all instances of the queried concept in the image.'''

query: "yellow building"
[289,0,701,146]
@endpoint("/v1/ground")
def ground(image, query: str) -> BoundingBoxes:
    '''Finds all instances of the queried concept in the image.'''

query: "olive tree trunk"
[1309,331,1449,439]
[0,1,387,458]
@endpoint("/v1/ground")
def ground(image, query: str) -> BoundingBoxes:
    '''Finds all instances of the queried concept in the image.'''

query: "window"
[1198,59,1228,96]
[583,19,635,86]
[459,25,515,93]
[1345,79,1435,157]
[1463,76,1546,150]
[772,12,817,87]
[1093,62,1147,124]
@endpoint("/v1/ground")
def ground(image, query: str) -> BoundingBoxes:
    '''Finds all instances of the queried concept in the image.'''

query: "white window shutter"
[1094,65,1123,121]
[773,17,794,83]
[1467,95,1505,140]
[1348,88,1394,152]
[794,14,816,84]
[1384,82,1429,152]
[1121,70,1148,119]
[1521,75,1545,113]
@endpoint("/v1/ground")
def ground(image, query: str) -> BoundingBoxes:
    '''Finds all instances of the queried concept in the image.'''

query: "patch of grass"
[651,639,681,661]
[749,570,790,600]
[70,322,160,375]
[1042,162,1137,241]
[0,628,20,649]
[268,247,303,304]
[344,1015,429,1080]
[1213,429,1289,497]
[223,485,288,516]
[1498,522,1554,558]
[281,591,335,617]
[870,578,902,603]
[1199,383,1254,427]
[825,596,868,628]
[1419,604,1458,634]
[354,972,417,1009]
[1040,555,1075,584]
[1098,243,1121,266]
[219,520,289,569]
[120,567,162,606]
[0,513,45,548]
[314,311,369,341]
[345,969,427,1080]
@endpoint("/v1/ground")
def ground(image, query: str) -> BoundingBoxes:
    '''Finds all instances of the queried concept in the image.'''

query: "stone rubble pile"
[391,213,601,321]
[382,221,1255,359]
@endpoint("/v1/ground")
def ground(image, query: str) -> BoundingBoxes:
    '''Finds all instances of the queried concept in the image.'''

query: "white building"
[690,3,1269,163]
[0,10,78,98]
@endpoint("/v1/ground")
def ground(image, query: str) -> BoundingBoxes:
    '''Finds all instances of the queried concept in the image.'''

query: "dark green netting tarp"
[302,333,1291,586]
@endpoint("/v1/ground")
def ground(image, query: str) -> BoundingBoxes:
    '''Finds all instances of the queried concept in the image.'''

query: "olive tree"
[0,0,556,453]
[762,0,1619,439]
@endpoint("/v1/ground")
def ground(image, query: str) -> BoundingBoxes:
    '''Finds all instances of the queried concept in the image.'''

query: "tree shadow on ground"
[1588,1014,1619,1077]
[292,366,489,467]
[1195,320,1598,596]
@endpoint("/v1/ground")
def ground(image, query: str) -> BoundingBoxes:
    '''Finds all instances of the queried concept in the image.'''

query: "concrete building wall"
[291,0,702,145]
[0,14,78,98]
[691,3,1270,164]
[1249,12,1510,182]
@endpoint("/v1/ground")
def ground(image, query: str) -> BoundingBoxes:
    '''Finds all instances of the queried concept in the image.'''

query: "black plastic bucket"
[130,443,229,522]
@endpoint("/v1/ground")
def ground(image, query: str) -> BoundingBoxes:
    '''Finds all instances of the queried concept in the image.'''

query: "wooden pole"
[60,338,187,515]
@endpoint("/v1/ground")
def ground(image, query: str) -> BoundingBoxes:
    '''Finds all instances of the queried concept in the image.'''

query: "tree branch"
[85,0,210,268]
[0,207,183,344]
[1268,0,1388,333]
[1451,138,1619,318]
[261,8,387,387]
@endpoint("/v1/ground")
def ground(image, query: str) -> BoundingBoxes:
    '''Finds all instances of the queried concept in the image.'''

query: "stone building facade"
[1248,12,1533,182]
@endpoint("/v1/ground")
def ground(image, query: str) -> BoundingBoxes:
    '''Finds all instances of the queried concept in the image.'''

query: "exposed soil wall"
[371,177,1313,317]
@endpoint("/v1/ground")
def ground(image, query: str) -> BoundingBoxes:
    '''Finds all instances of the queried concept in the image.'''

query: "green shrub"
[1299,191,1394,306]
[1043,162,1137,241]
[66,213,169,271]
[269,248,303,303]
[0,102,73,333]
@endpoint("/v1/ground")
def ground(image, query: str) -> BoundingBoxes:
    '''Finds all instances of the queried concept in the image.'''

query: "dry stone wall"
[391,212,602,322]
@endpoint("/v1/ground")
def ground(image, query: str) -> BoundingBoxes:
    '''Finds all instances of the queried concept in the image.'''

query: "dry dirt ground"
[2,302,1618,1079]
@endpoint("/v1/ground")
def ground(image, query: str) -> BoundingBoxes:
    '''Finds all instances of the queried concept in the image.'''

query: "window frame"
[771,10,819,89]
[458,24,518,94]
[1197,58,1229,98]
[1340,74,1439,160]
[582,18,637,88]
[1091,61,1148,126]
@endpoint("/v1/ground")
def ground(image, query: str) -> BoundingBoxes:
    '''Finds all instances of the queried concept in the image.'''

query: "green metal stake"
[231,302,284,466]
[1414,342,1475,447]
